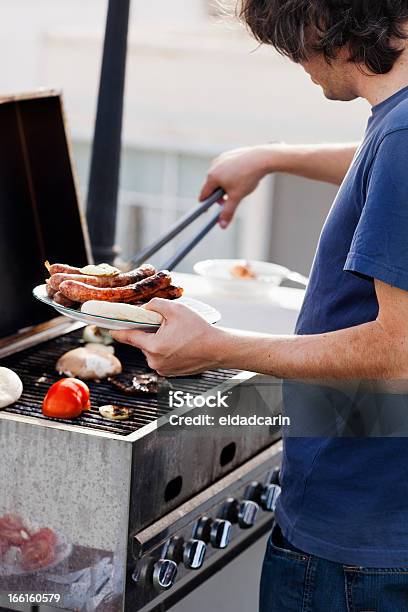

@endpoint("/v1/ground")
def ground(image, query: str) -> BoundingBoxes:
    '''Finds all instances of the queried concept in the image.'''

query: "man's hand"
[199,143,358,228]
[199,145,274,228]
[110,298,227,376]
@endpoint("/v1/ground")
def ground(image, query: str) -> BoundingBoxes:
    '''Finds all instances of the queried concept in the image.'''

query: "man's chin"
[323,88,358,102]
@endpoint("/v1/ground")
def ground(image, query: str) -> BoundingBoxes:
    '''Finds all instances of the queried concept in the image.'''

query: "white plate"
[33,284,221,331]
[194,259,307,298]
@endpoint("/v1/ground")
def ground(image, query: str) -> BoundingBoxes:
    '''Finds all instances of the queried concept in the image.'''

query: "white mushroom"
[56,345,122,380]
[82,325,113,346]
[0,367,23,409]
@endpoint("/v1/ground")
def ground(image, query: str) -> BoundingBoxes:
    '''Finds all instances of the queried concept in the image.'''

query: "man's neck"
[357,50,408,107]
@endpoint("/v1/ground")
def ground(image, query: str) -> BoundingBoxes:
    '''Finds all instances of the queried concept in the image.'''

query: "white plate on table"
[33,284,221,331]
[194,259,308,298]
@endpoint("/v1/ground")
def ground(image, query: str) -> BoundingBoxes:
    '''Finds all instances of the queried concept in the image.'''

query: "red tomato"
[42,378,90,419]
[71,379,91,410]
[0,514,30,546]
[31,527,57,547]
[21,533,55,571]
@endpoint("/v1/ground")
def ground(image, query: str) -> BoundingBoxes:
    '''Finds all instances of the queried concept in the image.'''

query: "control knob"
[166,536,207,569]
[152,559,178,591]
[220,497,259,529]
[194,516,232,549]
[245,480,281,512]
[132,557,178,592]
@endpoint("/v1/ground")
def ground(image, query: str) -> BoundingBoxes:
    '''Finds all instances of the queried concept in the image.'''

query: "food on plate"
[230,262,257,279]
[20,527,57,571]
[45,261,82,276]
[45,278,57,298]
[151,285,184,299]
[82,325,114,345]
[44,261,183,309]
[53,291,77,308]
[0,514,58,572]
[79,263,121,277]
[109,373,168,395]
[81,301,163,325]
[0,514,30,547]
[0,367,23,409]
[56,345,122,380]
[98,405,132,421]
[59,270,171,304]
[43,378,91,419]
[125,285,184,303]
[48,264,156,291]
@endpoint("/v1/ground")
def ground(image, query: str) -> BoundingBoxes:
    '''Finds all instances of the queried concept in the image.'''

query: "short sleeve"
[345,128,408,290]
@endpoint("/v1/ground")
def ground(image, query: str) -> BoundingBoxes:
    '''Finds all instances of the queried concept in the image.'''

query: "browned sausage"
[45,279,57,298]
[152,285,184,300]
[46,263,83,276]
[59,271,172,303]
[53,292,77,308]
[48,264,156,291]
[125,285,183,303]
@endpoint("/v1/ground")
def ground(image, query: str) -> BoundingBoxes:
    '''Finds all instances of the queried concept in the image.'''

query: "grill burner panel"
[1,329,240,436]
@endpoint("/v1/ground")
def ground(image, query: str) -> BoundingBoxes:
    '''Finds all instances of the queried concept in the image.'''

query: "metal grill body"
[0,327,282,611]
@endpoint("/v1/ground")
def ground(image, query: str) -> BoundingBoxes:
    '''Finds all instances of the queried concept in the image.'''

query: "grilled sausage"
[152,285,184,300]
[48,264,156,291]
[45,279,57,298]
[125,285,183,303]
[47,263,83,276]
[53,292,77,308]
[59,271,172,303]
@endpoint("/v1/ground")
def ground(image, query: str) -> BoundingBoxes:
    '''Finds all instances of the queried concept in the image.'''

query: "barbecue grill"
[0,91,283,611]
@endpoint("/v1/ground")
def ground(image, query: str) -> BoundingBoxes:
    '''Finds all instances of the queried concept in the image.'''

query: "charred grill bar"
[0,93,283,611]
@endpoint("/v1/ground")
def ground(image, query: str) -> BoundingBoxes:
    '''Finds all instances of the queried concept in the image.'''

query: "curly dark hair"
[238,0,408,74]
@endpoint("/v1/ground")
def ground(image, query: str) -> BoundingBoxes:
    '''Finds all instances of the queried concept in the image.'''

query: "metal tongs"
[130,188,225,271]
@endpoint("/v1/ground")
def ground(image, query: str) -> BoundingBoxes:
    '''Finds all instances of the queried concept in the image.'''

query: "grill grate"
[0,329,240,436]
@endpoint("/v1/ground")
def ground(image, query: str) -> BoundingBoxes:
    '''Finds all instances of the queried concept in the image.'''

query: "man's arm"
[264,143,358,185]
[110,280,408,380]
[200,143,358,227]
[221,279,407,380]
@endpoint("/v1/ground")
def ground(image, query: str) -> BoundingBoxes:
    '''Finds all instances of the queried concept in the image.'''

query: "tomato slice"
[42,378,90,419]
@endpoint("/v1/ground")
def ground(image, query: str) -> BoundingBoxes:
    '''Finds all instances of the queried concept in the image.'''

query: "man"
[112,1,408,610]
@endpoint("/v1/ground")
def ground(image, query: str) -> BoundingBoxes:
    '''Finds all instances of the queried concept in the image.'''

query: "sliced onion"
[99,405,132,421]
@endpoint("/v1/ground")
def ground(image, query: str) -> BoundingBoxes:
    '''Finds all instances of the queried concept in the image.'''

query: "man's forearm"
[261,143,358,186]
[219,320,404,380]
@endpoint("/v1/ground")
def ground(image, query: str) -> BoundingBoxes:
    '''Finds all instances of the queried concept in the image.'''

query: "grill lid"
[0,90,91,339]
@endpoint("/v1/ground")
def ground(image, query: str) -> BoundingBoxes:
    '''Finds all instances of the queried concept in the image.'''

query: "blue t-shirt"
[275,85,408,567]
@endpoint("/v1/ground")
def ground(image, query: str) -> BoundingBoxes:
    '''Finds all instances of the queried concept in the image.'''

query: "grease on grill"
[109,373,171,395]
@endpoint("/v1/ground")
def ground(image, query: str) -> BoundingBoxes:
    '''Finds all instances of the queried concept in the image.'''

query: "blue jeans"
[260,523,408,612]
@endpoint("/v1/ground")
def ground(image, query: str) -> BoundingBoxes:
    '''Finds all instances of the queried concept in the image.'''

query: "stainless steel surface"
[130,443,282,612]
[0,323,282,611]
